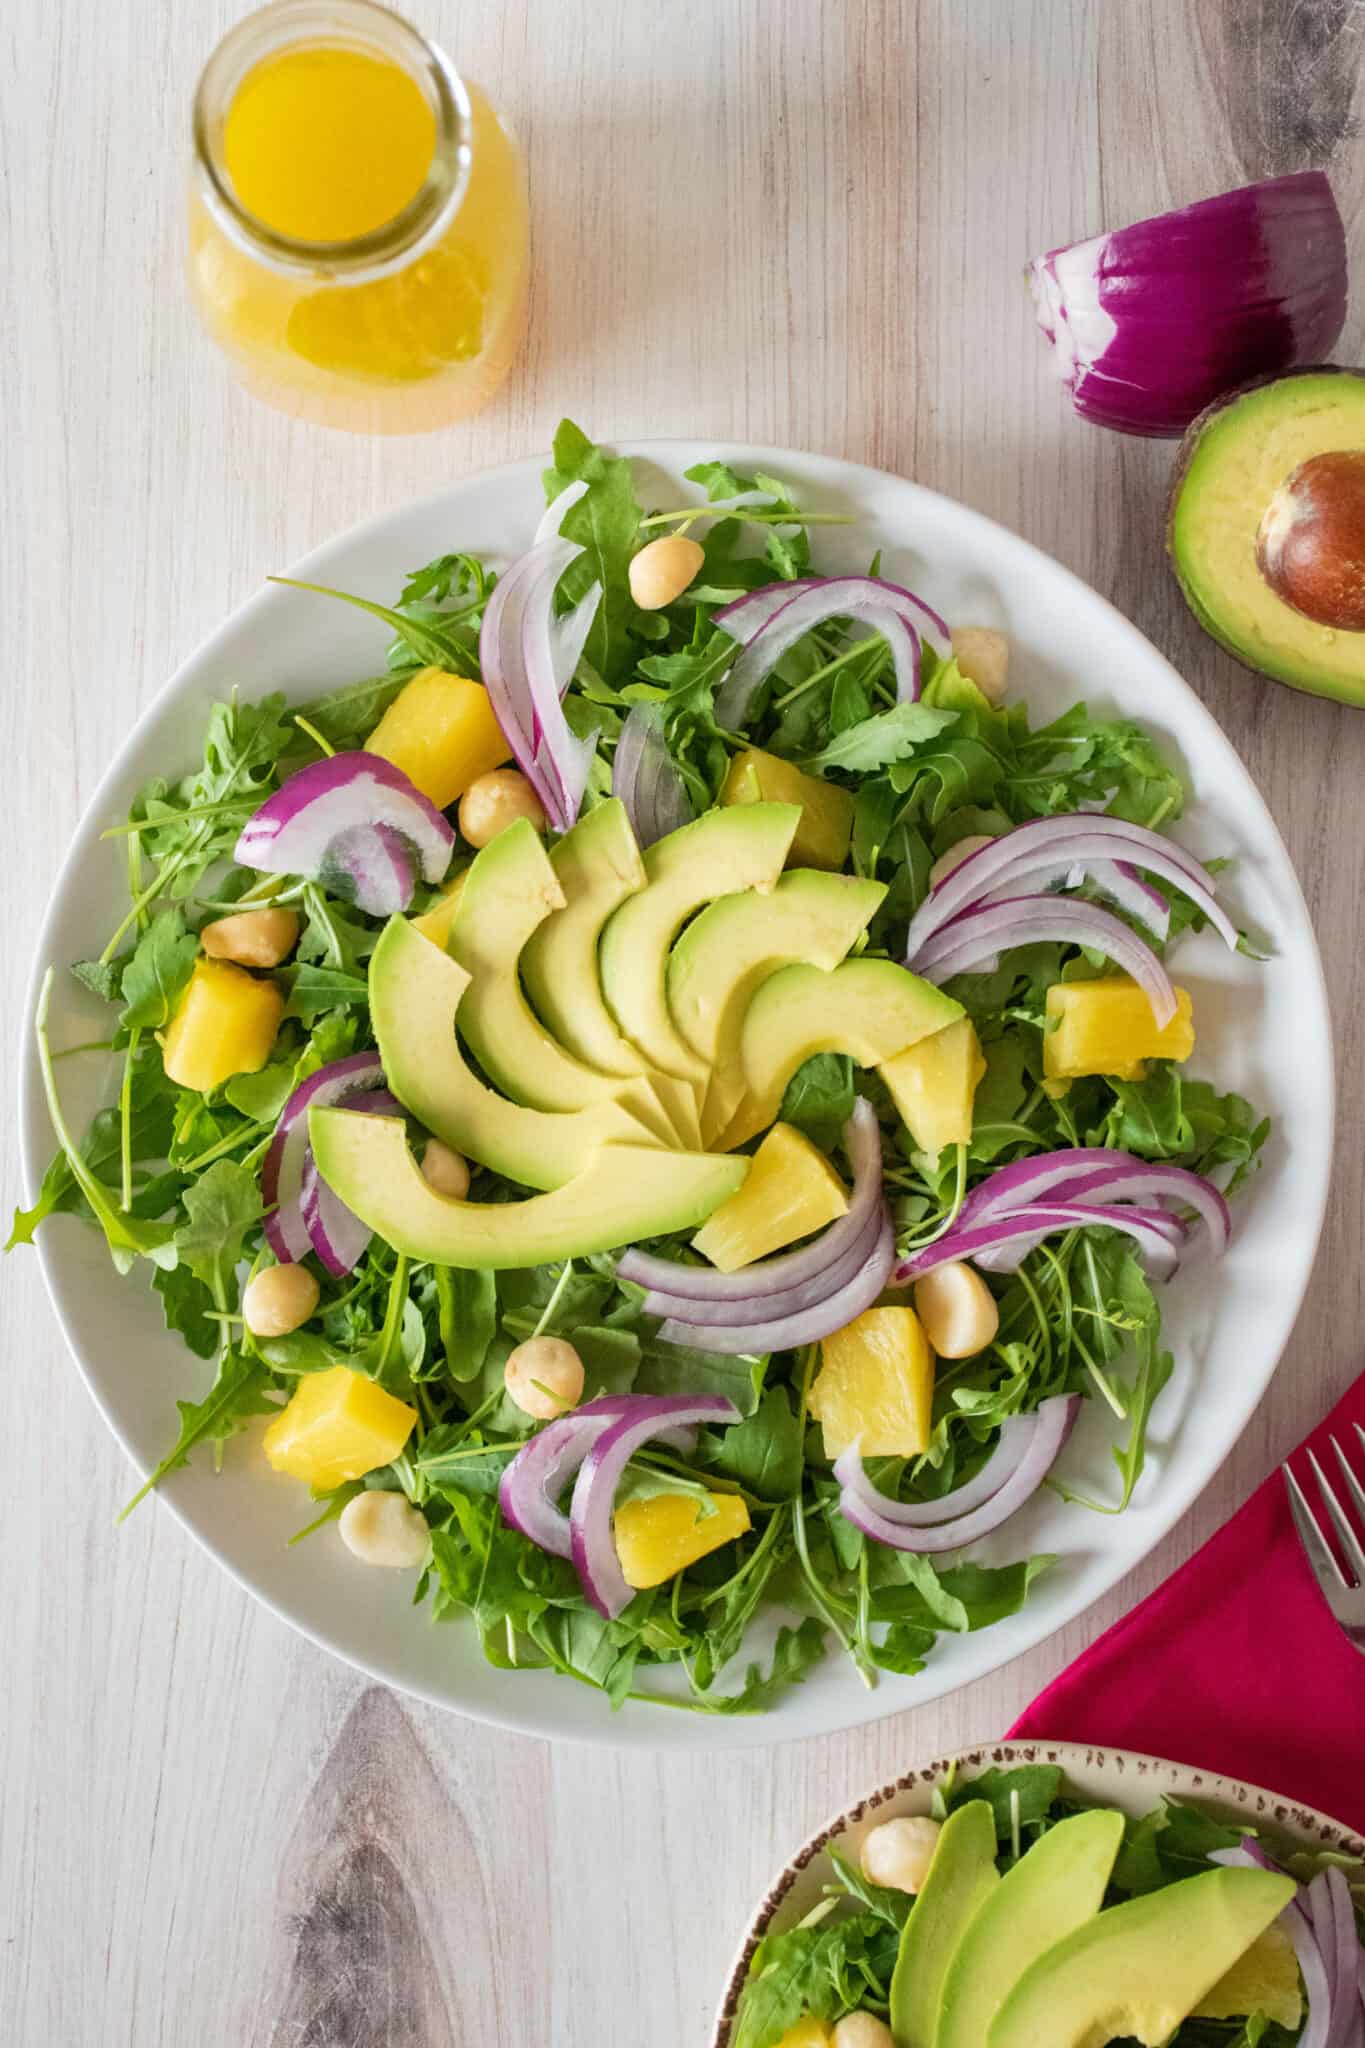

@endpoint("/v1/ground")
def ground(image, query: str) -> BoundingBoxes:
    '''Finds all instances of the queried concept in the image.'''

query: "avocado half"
[1168,365,1365,705]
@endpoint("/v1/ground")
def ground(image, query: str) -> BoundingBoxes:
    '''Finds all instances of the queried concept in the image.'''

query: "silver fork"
[1283,1424,1365,1658]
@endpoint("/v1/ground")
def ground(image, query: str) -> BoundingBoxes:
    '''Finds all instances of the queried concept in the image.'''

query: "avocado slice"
[935,1809,1124,2048]
[889,1800,999,2048]
[988,1865,1296,2048]
[666,869,887,1147]
[369,918,667,1189]
[446,819,673,1144]
[1169,366,1365,703]
[597,803,801,1086]
[718,959,963,1149]
[308,1108,747,1268]
[519,800,701,1149]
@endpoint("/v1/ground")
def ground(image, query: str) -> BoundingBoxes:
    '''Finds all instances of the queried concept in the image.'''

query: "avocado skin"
[1167,362,1365,706]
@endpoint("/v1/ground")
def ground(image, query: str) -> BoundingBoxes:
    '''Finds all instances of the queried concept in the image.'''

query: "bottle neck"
[192,0,471,282]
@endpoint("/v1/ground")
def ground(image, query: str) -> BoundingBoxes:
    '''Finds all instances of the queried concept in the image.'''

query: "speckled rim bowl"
[712,1740,1365,2046]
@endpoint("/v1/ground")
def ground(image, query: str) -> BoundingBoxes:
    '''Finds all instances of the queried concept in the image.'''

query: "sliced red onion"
[262,1053,385,1263]
[714,576,946,727]
[957,1149,1231,1255]
[620,1099,888,1346]
[533,479,589,545]
[568,1394,741,1617]
[236,752,453,890]
[497,1395,698,1559]
[1087,861,1171,943]
[656,1213,895,1355]
[301,1089,402,1278]
[912,895,1178,1027]
[836,1395,1080,1553]
[611,704,695,848]
[1216,1844,1355,2048]
[478,537,602,831]
[905,814,1236,961]
[833,1410,1041,1527]
[895,1202,1186,1283]
[320,820,416,915]
[1030,172,1347,438]
[712,579,821,644]
[619,1099,884,1307]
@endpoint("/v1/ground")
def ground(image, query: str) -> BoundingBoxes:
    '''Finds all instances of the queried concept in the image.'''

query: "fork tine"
[1284,1462,1351,1591]
[1331,1431,1365,1525]
[1305,1447,1365,1587]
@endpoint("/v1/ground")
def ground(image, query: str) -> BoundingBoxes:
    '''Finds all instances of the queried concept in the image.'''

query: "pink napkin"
[1009,1369,1365,1837]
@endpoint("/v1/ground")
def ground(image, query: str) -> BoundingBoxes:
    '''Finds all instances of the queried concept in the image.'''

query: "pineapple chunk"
[879,1016,987,1153]
[809,1306,934,1459]
[262,1366,417,1491]
[721,746,854,870]
[774,2022,832,2048]
[365,668,510,809]
[162,957,283,1093]
[411,869,468,950]
[1044,976,1194,1081]
[1192,1923,1303,2028]
[614,1490,751,1589]
[692,1121,848,1271]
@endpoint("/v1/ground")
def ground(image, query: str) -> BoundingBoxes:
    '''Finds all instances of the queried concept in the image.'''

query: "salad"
[14,422,1268,1716]
[726,1760,1365,2048]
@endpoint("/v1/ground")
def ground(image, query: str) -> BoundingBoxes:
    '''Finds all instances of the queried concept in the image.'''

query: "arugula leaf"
[711,1387,803,1498]
[284,963,370,1022]
[780,1055,855,1149]
[434,1265,497,1383]
[294,673,414,749]
[801,702,957,774]
[8,1044,177,1248]
[223,1061,297,1124]
[119,1348,273,1517]
[543,419,644,683]
[174,1160,262,1300]
[944,1763,1063,1837]
[635,1336,764,1414]
[119,909,198,1031]
[683,459,758,501]
[271,577,474,672]
[71,959,121,1003]
[153,1263,220,1360]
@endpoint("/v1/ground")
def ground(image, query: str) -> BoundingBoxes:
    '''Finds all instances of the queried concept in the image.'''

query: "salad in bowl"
[15,423,1270,1717]
[718,1749,1365,2048]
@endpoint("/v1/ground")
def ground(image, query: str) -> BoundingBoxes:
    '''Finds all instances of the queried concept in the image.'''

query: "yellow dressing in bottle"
[188,2,528,432]
[223,44,436,242]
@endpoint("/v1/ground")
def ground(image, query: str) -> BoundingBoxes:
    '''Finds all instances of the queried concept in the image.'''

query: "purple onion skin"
[1032,172,1347,437]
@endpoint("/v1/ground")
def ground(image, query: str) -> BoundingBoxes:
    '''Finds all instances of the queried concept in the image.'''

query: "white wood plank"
[3,1,1362,2041]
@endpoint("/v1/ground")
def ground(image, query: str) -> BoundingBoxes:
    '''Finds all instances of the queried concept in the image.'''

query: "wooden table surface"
[5,2,1365,2041]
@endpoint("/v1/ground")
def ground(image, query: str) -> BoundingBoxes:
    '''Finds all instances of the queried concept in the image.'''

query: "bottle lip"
[191,0,472,281]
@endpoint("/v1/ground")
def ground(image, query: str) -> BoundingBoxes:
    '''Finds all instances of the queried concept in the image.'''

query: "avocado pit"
[1255,448,1365,632]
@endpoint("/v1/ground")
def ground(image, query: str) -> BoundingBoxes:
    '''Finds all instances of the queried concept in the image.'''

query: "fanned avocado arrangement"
[14,423,1271,1714]
[731,1761,1362,2047]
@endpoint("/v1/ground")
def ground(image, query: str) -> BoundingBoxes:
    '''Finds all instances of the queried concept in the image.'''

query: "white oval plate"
[712,1740,1365,2044]
[20,443,1333,1748]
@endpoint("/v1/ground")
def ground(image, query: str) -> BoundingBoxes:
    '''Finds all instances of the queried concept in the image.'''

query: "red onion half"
[568,1394,741,1617]
[479,536,602,831]
[835,1394,1080,1553]
[896,1202,1186,1284]
[611,704,695,847]
[262,1053,386,1263]
[300,1087,401,1277]
[956,1149,1231,1256]
[236,753,454,912]
[498,1395,698,1559]
[912,895,1178,1027]
[713,575,947,728]
[618,1099,893,1352]
[904,813,1237,963]
[1029,172,1347,438]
